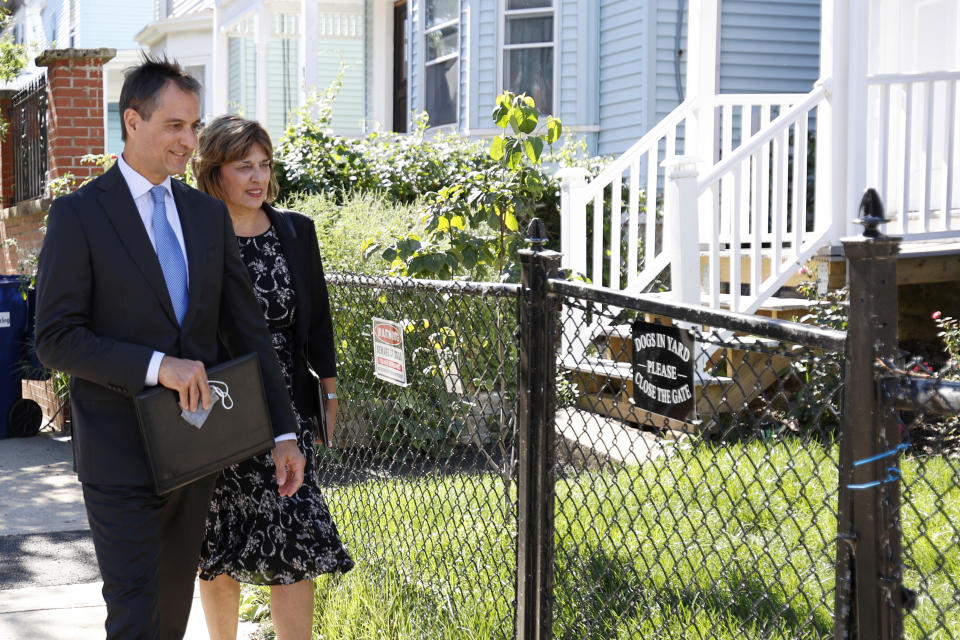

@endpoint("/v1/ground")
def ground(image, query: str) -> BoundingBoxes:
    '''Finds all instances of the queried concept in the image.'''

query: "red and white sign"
[372,317,408,386]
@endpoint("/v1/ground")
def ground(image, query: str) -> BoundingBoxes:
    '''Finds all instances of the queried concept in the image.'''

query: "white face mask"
[179,381,233,429]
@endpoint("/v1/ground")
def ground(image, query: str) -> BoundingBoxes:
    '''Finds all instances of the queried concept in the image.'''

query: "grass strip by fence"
[240,439,960,639]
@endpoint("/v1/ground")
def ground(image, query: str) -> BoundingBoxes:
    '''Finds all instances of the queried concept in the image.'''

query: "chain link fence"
[312,230,959,640]
[320,274,521,639]
[548,283,846,640]
[879,359,960,639]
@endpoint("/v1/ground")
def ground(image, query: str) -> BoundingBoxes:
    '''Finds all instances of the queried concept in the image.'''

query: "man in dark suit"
[34,57,306,639]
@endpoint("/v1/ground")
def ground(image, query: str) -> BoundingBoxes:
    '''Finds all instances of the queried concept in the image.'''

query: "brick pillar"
[35,48,116,183]
[0,90,15,208]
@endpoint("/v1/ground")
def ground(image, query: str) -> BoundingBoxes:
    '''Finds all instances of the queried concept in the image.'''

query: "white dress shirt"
[116,154,187,388]
[116,155,295,444]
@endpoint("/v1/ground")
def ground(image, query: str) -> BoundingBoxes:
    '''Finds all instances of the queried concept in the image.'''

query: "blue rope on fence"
[848,466,901,490]
[852,442,911,467]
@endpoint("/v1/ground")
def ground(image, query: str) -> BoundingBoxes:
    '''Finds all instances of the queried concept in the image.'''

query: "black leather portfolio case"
[134,353,275,494]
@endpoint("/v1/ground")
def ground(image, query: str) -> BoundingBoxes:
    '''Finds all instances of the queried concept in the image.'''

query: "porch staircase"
[557,71,960,435]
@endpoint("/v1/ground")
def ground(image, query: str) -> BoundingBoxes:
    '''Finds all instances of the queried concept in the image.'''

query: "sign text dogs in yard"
[631,320,696,421]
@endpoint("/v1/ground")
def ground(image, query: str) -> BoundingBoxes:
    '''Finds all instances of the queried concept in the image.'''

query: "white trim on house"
[421,0,460,129]
[369,0,394,131]
[136,9,213,47]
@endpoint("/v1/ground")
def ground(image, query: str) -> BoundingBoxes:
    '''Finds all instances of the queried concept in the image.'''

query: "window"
[503,0,554,113]
[424,0,459,127]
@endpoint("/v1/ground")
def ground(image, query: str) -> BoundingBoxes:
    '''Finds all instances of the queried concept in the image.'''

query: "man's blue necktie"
[149,186,188,324]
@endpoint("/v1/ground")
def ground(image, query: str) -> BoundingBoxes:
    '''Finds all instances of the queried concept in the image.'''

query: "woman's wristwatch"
[323,392,338,401]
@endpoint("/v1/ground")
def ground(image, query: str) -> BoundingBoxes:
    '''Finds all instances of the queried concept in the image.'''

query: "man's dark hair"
[119,55,201,141]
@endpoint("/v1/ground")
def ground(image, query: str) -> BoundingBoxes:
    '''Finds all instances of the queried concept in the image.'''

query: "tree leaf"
[489,136,506,161]
[523,138,544,163]
[546,116,562,145]
[518,107,539,134]
[508,148,524,170]
[504,210,519,232]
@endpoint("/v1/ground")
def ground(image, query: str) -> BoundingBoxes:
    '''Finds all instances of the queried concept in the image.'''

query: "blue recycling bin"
[0,276,29,439]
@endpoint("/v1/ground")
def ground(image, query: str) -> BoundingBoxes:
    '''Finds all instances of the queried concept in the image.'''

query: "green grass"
[241,439,960,639]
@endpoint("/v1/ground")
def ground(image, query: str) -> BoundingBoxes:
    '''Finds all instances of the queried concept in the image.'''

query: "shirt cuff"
[274,433,297,443]
[145,351,164,387]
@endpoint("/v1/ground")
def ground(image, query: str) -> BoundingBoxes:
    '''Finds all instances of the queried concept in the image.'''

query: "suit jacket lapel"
[97,165,179,325]
[172,179,207,329]
[265,204,310,346]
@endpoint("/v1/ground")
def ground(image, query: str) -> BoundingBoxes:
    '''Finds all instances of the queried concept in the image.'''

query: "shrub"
[281,191,425,274]
[362,92,563,282]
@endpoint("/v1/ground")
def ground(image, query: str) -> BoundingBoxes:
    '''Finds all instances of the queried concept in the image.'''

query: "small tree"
[0,4,27,139]
[363,91,561,282]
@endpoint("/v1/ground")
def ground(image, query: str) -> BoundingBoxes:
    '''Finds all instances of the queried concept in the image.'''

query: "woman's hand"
[271,439,305,497]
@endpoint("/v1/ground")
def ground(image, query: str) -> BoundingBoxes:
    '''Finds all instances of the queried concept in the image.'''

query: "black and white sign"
[631,320,696,421]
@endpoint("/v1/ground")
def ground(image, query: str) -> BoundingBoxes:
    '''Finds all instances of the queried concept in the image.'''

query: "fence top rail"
[326,272,521,298]
[549,278,847,352]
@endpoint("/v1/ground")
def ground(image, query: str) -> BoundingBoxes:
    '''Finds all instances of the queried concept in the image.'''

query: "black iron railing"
[10,75,47,204]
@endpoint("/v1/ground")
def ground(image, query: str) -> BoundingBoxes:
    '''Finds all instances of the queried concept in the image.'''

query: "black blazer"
[262,204,336,421]
[34,165,298,486]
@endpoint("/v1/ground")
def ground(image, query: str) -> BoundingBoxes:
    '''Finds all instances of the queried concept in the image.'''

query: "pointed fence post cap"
[525,218,549,251]
[855,188,891,239]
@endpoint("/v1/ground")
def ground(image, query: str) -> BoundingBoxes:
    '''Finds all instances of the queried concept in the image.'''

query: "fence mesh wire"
[882,358,960,639]
[552,294,845,640]
[320,275,520,639]
[313,272,960,640]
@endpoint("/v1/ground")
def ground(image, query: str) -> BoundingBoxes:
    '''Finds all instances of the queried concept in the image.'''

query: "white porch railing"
[557,100,697,292]
[696,83,830,313]
[558,85,830,314]
[867,71,960,240]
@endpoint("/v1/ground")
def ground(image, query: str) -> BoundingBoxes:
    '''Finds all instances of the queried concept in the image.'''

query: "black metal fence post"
[836,189,903,640]
[516,218,560,640]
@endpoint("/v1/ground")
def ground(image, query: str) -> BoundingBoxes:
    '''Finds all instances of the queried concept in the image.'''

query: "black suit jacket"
[34,165,298,486]
[262,204,336,421]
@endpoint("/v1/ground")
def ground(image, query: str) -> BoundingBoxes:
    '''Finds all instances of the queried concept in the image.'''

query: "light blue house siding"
[267,38,300,140]
[468,1,497,130]
[718,0,820,93]
[106,102,122,156]
[557,1,597,137]
[404,1,820,157]
[597,0,646,156]
[77,0,153,49]
[315,36,365,135]
[407,0,421,130]
[653,0,820,127]
[228,36,256,119]
[653,1,687,127]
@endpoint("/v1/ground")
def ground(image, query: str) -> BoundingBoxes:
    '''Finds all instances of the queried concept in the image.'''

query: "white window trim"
[497,0,557,114]
[422,2,461,129]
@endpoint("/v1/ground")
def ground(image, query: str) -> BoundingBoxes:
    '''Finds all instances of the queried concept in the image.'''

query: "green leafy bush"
[281,191,425,274]
[362,92,563,282]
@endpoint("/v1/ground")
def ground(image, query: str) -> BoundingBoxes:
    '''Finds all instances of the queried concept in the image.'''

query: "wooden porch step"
[562,321,795,435]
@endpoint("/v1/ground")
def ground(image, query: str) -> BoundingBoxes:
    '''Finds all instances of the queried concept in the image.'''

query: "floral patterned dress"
[198,225,354,585]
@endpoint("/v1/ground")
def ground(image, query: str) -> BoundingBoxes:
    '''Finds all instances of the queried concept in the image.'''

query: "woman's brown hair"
[192,114,279,204]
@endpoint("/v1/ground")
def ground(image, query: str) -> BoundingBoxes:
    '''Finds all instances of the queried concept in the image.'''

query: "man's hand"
[157,356,210,412]
[271,439,305,497]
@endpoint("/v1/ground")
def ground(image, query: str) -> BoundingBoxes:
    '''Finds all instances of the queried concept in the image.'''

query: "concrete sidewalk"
[0,433,258,639]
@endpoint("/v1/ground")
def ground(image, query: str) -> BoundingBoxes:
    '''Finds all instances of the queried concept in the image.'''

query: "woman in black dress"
[192,115,353,640]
